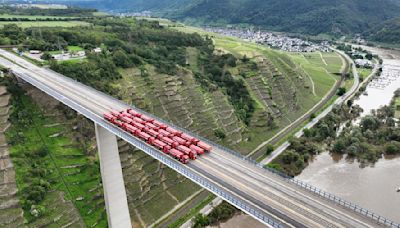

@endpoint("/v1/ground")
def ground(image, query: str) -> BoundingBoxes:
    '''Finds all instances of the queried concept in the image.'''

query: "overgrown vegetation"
[192,201,238,227]
[5,78,106,226]
[0,5,98,17]
[270,90,400,176]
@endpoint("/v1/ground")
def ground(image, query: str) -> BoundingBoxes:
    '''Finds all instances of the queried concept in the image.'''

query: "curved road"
[261,49,379,164]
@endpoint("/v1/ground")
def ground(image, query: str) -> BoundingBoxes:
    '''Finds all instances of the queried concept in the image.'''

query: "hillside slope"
[81,0,400,36]
[175,0,400,36]
[365,17,400,44]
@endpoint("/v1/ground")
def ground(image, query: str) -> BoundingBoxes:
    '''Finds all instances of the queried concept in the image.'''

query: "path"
[247,50,346,158]
[261,48,376,164]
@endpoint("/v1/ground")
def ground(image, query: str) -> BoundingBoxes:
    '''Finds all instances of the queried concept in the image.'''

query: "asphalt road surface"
[0,49,394,228]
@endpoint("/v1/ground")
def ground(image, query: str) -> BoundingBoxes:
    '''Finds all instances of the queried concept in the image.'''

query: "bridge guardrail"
[14,71,282,228]
[126,104,400,227]
[15,70,400,228]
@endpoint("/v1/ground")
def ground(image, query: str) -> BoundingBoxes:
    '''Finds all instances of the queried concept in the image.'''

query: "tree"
[386,142,400,154]
[112,50,131,68]
[40,52,52,60]
[337,87,346,96]
[360,115,379,131]
[265,145,274,155]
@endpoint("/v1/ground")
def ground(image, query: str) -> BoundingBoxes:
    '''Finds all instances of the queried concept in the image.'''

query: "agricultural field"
[0,21,90,28]
[174,24,342,153]
[0,14,72,19]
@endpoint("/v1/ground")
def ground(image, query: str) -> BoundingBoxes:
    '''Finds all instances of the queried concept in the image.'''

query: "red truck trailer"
[104,113,115,122]
[190,144,205,155]
[180,133,198,143]
[158,129,171,137]
[121,111,132,117]
[125,125,137,135]
[177,145,197,160]
[145,122,159,130]
[159,136,179,148]
[148,138,171,153]
[120,116,133,124]
[152,120,167,130]
[141,115,154,123]
[144,128,159,137]
[137,131,152,141]
[111,110,120,117]
[131,122,145,130]
[132,117,145,124]
[115,120,124,128]
[169,149,189,164]
[127,108,142,117]
[197,141,212,152]
[165,127,182,136]
[172,136,190,147]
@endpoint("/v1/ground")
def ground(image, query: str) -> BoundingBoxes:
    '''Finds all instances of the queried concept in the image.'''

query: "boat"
[397,187,400,193]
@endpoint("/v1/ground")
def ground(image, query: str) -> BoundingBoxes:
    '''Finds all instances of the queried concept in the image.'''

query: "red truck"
[120,116,133,124]
[143,128,159,138]
[181,133,199,144]
[127,108,142,118]
[145,122,159,130]
[190,144,205,155]
[169,149,189,164]
[165,127,182,136]
[137,131,152,142]
[158,136,179,148]
[133,117,145,124]
[153,120,167,130]
[141,115,154,123]
[177,145,197,160]
[158,129,171,137]
[125,125,137,135]
[172,136,190,147]
[197,141,212,152]
[104,113,115,122]
[111,110,120,117]
[148,138,171,153]
[131,122,145,130]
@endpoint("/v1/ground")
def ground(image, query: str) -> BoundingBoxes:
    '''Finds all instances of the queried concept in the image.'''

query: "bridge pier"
[95,124,132,228]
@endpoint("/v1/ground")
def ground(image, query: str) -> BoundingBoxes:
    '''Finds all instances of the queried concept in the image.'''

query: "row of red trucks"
[103,108,212,164]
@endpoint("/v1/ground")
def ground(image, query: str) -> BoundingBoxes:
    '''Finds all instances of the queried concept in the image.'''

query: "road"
[260,49,380,164]
[0,49,396,228]
[247,50,347,159]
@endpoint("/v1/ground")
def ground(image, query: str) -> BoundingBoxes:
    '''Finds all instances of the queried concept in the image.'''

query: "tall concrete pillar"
[95,124,132,228]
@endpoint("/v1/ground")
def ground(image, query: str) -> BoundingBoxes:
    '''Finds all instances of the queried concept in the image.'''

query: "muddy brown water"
[298,45,400,222]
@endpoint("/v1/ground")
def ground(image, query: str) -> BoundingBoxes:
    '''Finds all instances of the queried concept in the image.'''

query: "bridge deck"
[0,49,398,228]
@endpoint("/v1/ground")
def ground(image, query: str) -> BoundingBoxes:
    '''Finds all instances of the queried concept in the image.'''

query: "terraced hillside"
[0,17,343,227]
[3,80,107,227]
[0,86,25,227]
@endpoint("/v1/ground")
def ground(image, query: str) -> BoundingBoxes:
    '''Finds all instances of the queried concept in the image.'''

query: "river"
[297,46,400,222]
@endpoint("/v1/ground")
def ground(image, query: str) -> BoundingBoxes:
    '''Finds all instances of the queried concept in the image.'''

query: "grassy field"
[395,97,400,118]
[6,87,106,227]
[357,68,372,81]
[287,52,340,98]
[0,21,90,28]
[173,24,343,154]
[0,14,72,19]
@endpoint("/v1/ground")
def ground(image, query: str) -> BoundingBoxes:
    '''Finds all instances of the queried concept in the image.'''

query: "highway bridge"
[0,49,398,228]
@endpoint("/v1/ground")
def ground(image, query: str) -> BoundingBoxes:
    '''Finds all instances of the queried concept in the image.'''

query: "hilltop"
[76,0,400,37]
